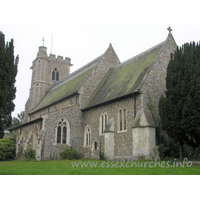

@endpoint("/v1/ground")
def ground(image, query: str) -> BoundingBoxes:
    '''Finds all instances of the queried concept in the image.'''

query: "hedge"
[0,138,15,161]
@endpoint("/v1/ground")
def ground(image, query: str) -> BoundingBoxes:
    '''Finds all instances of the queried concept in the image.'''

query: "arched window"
[124,108,126,130]
[94,141,97,150]
[105,114,108,127]
[101,115,104,134]
[55,117,70,145]
[118,109,127,132]
[52,68,59,81]
[99,113,108,135]
[52,71,55,80]
[56,71,59,81]
[120,110,122,131]
[84,125,91,147]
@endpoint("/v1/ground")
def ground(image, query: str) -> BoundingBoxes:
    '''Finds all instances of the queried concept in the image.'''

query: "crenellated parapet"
[49,54,72,65]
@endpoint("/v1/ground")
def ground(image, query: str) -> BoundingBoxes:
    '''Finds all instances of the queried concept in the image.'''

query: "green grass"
[0,159,199,175]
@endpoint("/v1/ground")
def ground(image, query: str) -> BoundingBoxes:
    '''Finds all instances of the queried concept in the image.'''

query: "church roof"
[30,55,103,113]
[83,41,164,110]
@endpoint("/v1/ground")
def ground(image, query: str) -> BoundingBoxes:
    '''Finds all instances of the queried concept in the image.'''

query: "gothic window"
[52,68,59,81]
[63,126,67,144]
[118,109,127,132]
[124,109,126,130]
[94,141,97,150]
[56,71,59,81]
[120,110,122,131]
[101,115,104,134]
[56,117,70,145]
[84,125,91,147]
[99,113,108,135]
[57,126,61,143]
[105,114,108,127]
[52,71,55,80]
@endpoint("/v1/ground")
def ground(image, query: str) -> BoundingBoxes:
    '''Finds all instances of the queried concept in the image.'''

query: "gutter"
[82,89,141,112]
[6,117,43,131]
[29,92,78,115]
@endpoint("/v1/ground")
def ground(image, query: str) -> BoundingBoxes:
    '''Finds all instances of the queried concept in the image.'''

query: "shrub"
[23,149,36,160]
[0,138,16,161]
[59,147,82,160]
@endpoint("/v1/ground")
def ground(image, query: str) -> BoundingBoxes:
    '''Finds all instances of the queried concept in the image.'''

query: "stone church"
[8,29,177,160]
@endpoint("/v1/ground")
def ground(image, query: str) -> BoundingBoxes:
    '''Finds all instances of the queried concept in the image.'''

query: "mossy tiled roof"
[30,55,103,113]
[83,42,164,110]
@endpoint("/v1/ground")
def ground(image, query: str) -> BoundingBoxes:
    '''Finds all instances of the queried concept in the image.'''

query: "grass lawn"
[0,159,199,175]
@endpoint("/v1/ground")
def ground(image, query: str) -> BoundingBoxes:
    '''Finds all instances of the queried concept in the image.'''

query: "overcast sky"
[1,0,200,120]
[1,25,200,118]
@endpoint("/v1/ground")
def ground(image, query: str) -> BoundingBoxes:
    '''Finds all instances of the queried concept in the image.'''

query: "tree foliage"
[0,137,15,161]
[159,42,200,157]
[0,31,19,138]
[12,110,24,127]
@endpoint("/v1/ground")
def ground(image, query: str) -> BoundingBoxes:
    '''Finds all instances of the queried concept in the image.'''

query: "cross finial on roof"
[42,37,44,46]
[167,26,172,34]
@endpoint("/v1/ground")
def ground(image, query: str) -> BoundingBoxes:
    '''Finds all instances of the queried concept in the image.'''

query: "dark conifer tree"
[0,32,19,138]
[159,42,200,158]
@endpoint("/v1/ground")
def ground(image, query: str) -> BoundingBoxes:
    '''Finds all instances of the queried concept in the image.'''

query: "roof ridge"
[83,40,165,110]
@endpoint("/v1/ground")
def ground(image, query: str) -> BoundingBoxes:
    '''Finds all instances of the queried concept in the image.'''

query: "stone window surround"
[83,125,91,147]
[99,112,108,136]
[53,116,71,146]
[94,141,98,150]
[117,108,127,133]
[52,67,60,81]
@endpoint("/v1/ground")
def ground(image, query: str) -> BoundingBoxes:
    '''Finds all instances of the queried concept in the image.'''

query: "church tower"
[23,45,72,122]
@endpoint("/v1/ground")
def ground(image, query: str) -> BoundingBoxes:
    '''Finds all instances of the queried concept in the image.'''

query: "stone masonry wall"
[140,34,177,125]
[41,103,84,160]
[23,48,71,123]
[11,120,42,157]
[79,45,120,108]
[29,95,77,121]
[82,94,142,159]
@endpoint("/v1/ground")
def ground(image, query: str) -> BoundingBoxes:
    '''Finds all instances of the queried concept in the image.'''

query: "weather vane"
[42,37,44,46]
